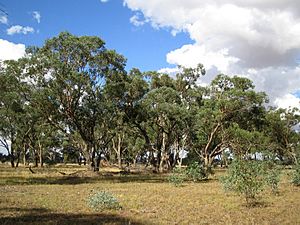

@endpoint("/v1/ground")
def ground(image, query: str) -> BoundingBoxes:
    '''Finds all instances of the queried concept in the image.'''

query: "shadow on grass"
[0,173,169,186]
[0,167,217,186]
[0,207,147,225]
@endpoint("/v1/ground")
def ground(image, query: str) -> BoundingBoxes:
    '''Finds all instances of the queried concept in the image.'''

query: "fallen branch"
[29,166,35,174]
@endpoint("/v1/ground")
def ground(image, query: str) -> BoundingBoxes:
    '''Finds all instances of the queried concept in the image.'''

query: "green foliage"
[168,167,186,187]
[186,161,207,181]
[87,190,121,211]
[1,31,299,172]
[265,166,281,194]
[292,163,300,186]
[265,109,300,162]
[220,159,266,206]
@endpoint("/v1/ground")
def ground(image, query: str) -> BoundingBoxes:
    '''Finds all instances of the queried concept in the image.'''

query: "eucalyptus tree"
[26,32,127,171]
[121,69,152,164]
[190,75,268,169]
[122,65,205,171]
[0,59,32,167]
[142,86,187,171]
[265,108,300,164]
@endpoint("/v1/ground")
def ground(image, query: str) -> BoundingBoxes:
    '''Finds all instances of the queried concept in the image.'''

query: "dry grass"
[0,164,299,225]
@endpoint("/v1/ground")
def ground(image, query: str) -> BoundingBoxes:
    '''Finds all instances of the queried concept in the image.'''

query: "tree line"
[0,32,299,171]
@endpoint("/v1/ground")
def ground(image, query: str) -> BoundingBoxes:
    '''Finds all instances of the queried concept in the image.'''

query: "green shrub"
[87,190,121,211]
[168,167,186,187]
[266,166,281,194]
[186,161,207,181]
[220,159,266,206]
[292,163,300,186]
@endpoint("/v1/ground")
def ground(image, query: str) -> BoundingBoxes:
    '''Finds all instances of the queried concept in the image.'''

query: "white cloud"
[124,0,300,108]
[0,39,26,61]
[130,13,147,26]
[32,11,41,23]
[166,44,239,73]
[100,0,109,3]
[274,94,300,110]
[158,67,180,75]
[0,15,8,24]
[7,25,34,35]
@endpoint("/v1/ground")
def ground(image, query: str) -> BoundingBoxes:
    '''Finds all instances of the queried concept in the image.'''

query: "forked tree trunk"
[204,155,213,171]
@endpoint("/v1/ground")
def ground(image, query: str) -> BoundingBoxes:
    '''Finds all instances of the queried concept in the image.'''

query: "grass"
[0,164,299,225]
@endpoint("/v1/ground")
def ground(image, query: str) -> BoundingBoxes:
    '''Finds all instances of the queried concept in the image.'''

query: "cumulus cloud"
[32,11,41,23]
[100,0,109,3]
[130,13,148,26]
[274,94,300,109]
[0,39,26,61]
[7,25,34,35]
[124,0,300,108]
[0,15,8,24]
[158,67,180,76]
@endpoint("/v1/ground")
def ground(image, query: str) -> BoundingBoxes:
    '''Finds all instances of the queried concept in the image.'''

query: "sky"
[0,0,300,110]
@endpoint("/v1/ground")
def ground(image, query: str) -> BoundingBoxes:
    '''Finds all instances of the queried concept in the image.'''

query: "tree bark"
[10,141,15,168]
[93,154,100,172]
[34,152,38,167]
[16,149,21,167]
[204,155,213,170]
[159,132,166,173]
[38,141,43,167]
[112,135,122,169]
[90,145,96,171]
[23,143,27,166]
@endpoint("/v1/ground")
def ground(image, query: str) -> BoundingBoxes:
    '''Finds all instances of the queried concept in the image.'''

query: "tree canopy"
[0,32,299,171]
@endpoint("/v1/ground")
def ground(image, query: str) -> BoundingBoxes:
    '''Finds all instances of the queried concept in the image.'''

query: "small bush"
[266,166,281,194]
[168,167,186,187]
[292,163,300,186]
[87,190,121,211]
[186,161,207,181]
[220,159,266,206]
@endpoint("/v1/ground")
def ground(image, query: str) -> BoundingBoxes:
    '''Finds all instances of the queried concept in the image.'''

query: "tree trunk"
[204,155,213,171]
[178,157,183,167]
[159,132,166,173]
[34,152,38,167]
[39,153,43,167]
[82,143,90,168]
[90,145,96,171]
[10,144,15,168]
[221,151,228,168]
[112,134,123,169]
[93,154,100,172]
[117,153,122,169]
[23,143,27,166]
[38,141,43,167]
[133,154,139,168]
[16,150,20,167]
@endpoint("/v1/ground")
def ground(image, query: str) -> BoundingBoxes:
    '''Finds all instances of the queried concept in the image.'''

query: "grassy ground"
[0,164,299,225]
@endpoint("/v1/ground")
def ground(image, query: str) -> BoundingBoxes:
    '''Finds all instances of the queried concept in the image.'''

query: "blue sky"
[0,0,300,154]
[0,0,300,109]
[0,0,191,72]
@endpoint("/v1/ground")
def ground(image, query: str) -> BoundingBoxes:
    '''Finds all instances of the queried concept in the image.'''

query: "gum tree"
[27,32,127,171]
[190,75,268,169]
